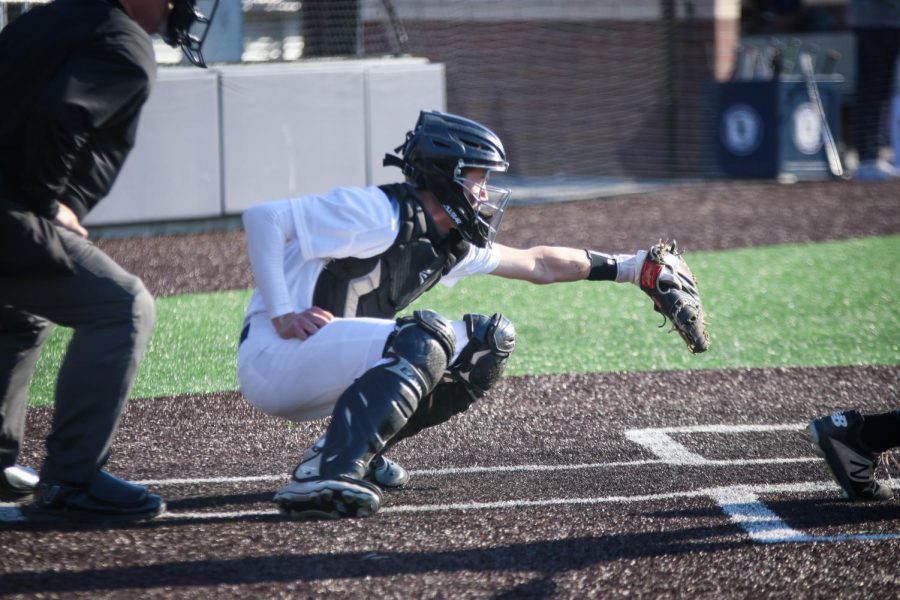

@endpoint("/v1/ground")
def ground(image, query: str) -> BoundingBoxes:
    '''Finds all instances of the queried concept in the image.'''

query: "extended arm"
[490,243,644,285]
[489,241,708,353]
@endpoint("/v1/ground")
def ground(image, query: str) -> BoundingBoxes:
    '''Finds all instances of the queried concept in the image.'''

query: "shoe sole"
[366,471,409,489]
[25,502,166,524]
[274,479,381,520]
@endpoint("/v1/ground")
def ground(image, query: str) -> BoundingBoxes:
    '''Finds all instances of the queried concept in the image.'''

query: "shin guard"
[317,310,455,480]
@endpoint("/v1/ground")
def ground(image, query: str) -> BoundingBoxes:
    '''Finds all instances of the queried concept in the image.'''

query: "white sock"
[614,251,647,286]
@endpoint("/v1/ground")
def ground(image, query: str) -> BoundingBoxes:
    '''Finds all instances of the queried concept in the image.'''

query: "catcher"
[238,110,709,520]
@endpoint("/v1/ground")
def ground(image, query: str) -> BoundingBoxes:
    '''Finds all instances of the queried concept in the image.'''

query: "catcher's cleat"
[639,240,710,354]
[366,455,410,488]
[807,411,894,501]
[0,464,39,502]
[273,476,383,520]
[294,438,409,489]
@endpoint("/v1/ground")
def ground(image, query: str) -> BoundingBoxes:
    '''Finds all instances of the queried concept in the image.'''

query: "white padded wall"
[366,60,446,186]
[83,59,445,224]
[218,62,367,213]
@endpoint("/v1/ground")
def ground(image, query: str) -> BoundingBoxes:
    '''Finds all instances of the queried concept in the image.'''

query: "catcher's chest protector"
[312,183,470,319]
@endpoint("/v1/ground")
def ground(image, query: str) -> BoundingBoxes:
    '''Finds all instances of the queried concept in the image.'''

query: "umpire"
[0,0,216,523]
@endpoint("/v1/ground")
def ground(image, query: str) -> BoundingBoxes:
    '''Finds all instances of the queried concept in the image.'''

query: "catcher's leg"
[274,309,455,519]
[387,313,516,446]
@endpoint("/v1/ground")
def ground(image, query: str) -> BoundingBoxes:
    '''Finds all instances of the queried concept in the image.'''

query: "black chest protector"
[312,183,470,319]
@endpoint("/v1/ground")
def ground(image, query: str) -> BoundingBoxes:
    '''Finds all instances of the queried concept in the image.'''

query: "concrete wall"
[86,57,445,226]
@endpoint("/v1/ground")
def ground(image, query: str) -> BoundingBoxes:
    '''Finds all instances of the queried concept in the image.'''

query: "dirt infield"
[2,179,899,598]
[5,366,899,598]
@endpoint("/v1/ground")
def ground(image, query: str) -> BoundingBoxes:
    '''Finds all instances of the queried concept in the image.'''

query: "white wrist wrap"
[614,250,647,285]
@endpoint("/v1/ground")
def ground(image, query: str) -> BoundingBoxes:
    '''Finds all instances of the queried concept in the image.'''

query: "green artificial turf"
[26,235,900,405]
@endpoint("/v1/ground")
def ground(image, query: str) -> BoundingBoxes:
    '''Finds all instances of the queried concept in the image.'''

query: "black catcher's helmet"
[163,0,220,68]
[384,111,511,247]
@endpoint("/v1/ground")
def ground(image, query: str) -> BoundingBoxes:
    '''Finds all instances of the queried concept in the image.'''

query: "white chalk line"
[132,457,818,487]
[710,486,900,543]
[8,479,895,546]
[3,424,896,543]
[624,423,810,466]
[134,422,814,486]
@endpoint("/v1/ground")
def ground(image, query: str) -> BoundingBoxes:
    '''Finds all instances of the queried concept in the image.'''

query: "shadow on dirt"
[2,527,750,593]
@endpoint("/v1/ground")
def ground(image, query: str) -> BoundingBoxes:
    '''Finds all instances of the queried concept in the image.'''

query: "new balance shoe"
[26,470,165,523]
[294,438,409,489]
[273,476,383,520]
[0,464,39,502]
[807,410,894,501]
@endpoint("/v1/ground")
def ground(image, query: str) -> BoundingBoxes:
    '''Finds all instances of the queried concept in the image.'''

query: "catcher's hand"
[639,240,709,354]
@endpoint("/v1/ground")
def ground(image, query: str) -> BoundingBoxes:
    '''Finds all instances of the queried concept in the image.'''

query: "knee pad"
[384,309,456,395]
[448,313,516,398]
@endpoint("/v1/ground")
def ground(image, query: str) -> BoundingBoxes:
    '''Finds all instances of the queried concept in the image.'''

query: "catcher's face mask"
[162,0,220,68]
[455,167,511,247]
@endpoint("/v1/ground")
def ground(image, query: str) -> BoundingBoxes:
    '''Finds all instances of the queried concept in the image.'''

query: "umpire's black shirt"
[0,0,156,221]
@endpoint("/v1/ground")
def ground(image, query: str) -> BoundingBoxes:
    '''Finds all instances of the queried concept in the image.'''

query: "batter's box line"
[709,484,900,543]
[624,423,811,466]
[3,479,898,544]
[4,481,896,544]
[129,422,817,486]
[128,455,818,487]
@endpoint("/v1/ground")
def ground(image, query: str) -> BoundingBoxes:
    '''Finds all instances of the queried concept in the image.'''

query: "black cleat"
[807,411,894,501]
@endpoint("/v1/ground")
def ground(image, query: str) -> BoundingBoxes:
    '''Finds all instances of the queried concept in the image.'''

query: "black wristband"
[585,249,617,281]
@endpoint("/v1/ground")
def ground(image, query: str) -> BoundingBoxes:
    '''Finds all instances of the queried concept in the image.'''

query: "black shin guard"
[388,313,516,446]
[317,310,455,480]
[387,380,476,447]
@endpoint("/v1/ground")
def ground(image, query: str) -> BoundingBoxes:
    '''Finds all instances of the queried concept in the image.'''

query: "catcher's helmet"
[384,111,511,247]
[162,0,220,68]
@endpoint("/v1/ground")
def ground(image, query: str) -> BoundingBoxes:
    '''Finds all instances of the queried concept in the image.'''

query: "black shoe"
[0,464,39,502]
[26,470,165,523]
[807,411,894,501]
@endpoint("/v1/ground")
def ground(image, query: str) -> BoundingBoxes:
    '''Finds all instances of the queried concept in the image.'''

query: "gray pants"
[0,227,155,484]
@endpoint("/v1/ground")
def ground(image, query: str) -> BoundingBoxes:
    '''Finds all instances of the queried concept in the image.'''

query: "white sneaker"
[853,159,900,181]
[367,455,410,488]
[293,438,410,489]
[0,464,38,502]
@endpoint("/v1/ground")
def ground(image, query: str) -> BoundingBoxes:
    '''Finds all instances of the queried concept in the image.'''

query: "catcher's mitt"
[639,240,709,354]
